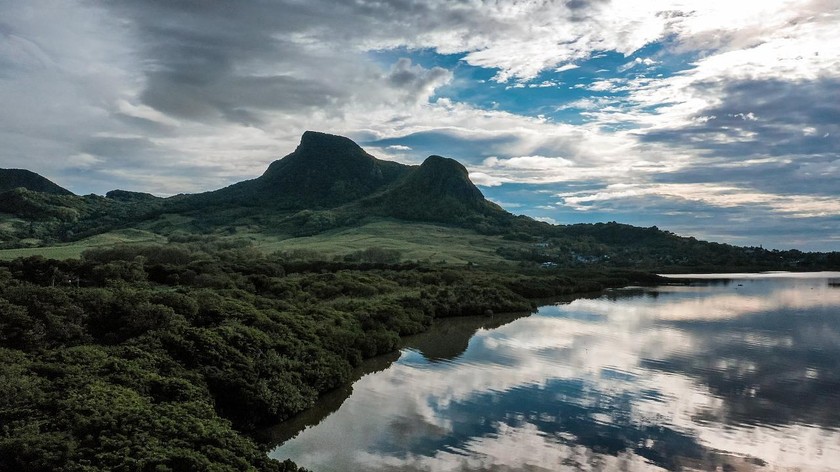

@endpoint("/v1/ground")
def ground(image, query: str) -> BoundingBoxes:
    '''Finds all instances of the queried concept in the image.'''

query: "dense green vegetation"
[0,188,167,249]
[0,238,661,471]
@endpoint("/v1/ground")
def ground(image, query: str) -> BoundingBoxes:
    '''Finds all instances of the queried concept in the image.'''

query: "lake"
[268,272,840,471]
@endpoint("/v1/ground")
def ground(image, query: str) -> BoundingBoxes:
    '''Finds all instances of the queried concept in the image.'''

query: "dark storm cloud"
[654,157,840,197]
[105,1,343,123]
[640,78,840,158]
[637,78,840,200]
[99,1,454,125]
[140,72,341,124]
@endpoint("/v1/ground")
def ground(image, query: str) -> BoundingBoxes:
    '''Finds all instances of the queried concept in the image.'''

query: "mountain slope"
[0,169,73,195]
[361,155,506,223]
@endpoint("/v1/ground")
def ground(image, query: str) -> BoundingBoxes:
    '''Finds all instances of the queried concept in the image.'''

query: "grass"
[0,217,519,266]
[244,219,514,265]
[0,229,166,260]
[0,216,25,232]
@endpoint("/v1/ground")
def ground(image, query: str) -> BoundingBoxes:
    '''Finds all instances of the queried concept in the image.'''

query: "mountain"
[363,154,506,222]
[191,131,410,209]
[0,168,73,195]
[0,131,511,245]
[171,130,505,227]
[1,131,837,272]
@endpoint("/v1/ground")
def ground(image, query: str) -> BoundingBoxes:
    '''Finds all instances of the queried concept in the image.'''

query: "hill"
[0,168,73,195]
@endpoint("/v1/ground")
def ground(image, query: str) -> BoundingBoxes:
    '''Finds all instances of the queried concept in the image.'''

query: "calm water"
[269,273,840,471]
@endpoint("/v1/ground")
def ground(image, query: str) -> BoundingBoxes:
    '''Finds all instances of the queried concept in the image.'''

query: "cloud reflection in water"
[271,275,840,471]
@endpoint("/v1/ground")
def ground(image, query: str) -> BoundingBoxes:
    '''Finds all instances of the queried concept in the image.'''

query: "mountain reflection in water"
[269,273,840,471]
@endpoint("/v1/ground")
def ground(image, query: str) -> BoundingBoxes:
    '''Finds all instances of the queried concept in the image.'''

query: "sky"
[1,0,838,251]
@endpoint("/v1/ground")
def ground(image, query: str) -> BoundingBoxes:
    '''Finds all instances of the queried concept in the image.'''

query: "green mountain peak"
[363,154,503,224]
[197,131,409,209]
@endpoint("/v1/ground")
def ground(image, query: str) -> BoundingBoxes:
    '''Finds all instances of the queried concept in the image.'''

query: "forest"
[0,237,659,471]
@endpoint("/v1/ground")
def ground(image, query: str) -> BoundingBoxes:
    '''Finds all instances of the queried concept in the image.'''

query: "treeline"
[492,221,840,271]
[0,241,649,471]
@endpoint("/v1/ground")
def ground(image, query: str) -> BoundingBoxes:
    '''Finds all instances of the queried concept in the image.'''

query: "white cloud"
[65,153,101,169]
[555,64,580,73]
[469,171,506,187]
[385,57,453,104]
[586,79,626,92]
[618,57,659,72]
[484,155,574,171]
[533,216,558,224]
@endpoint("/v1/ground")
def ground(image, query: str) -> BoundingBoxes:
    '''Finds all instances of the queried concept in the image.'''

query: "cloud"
[618,57,659,72]
[469,172,506,187]
[533,216,558,224]
[484,155,575,171]
[638,78,840,162]
[555,64,581,73]
[386,58,453,104]
[0,31,55,74]
[557,183,840,218]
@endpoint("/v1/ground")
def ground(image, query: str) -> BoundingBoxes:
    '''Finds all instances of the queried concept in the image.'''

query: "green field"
[247,220,513,265]
[0,228,166,260]
[0,220,516,265]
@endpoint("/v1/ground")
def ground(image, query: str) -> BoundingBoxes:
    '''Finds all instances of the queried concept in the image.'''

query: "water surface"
[270,273,840,471]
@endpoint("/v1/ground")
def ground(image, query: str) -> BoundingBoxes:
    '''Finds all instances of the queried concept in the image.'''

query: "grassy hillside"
[253,220,513,265]
[0,220,513,265]
[0,229,167,261]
